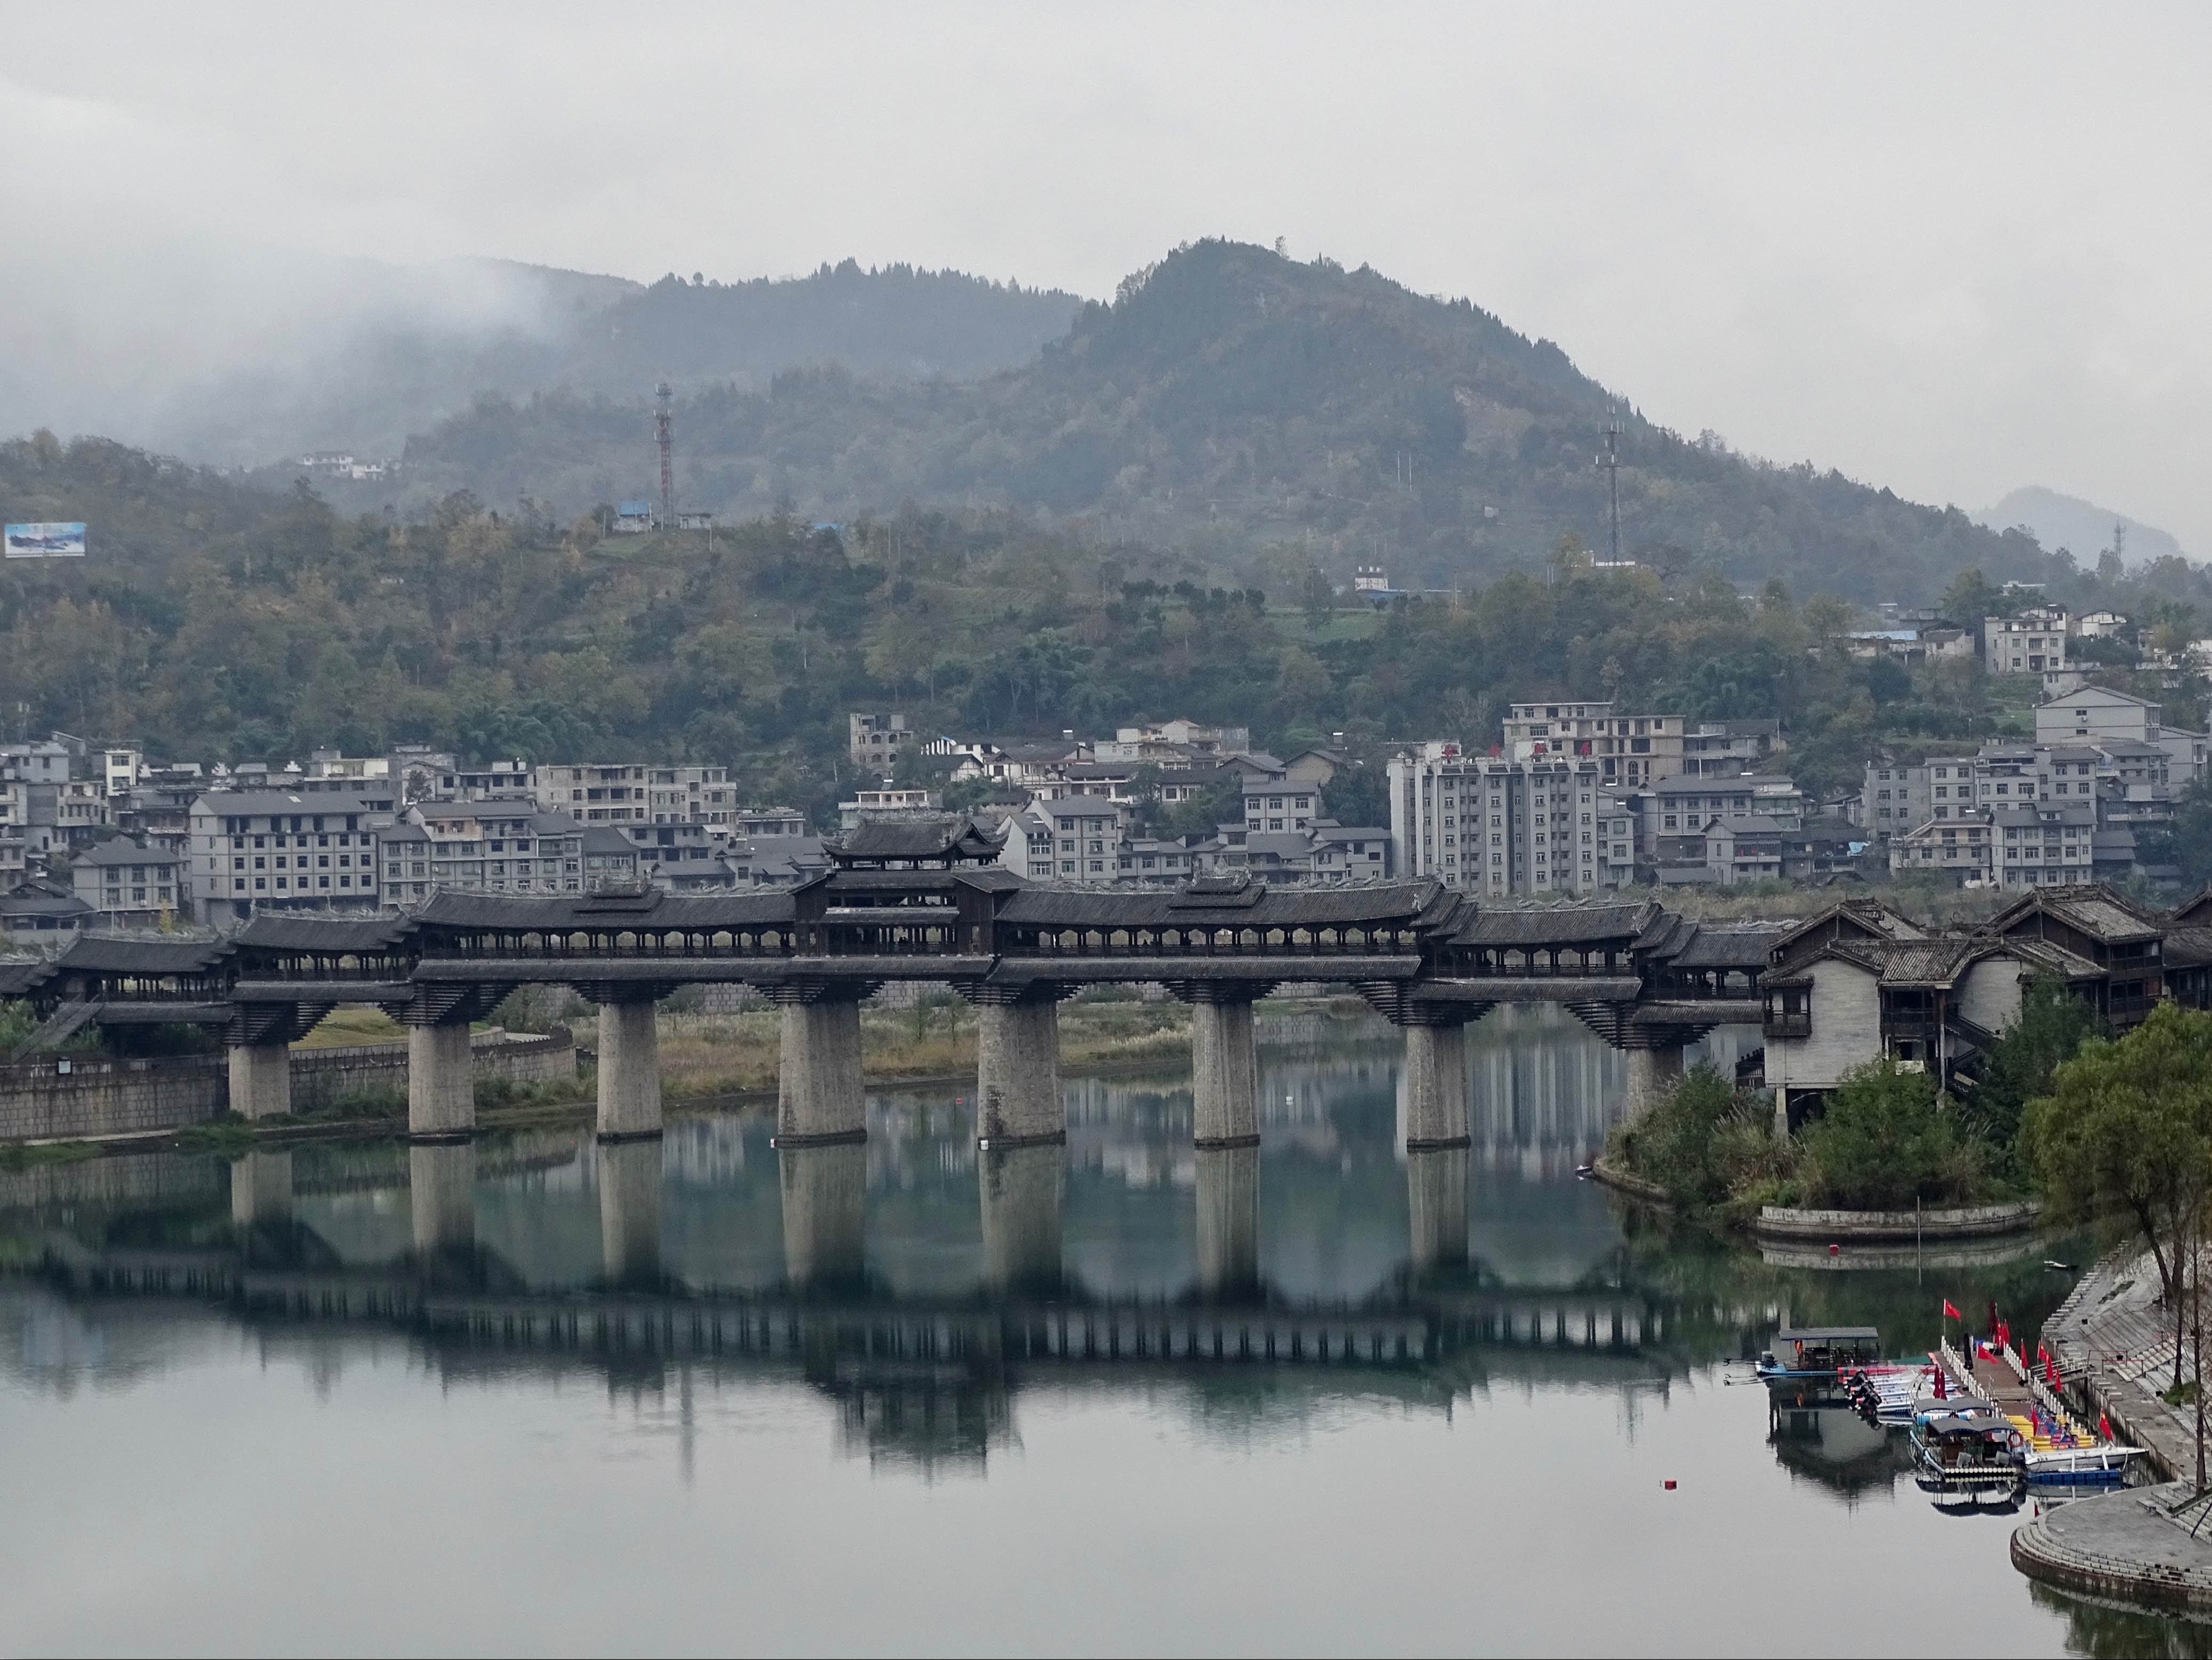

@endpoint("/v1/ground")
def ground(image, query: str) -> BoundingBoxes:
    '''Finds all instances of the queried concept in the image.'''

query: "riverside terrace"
[1,821,1780,1151]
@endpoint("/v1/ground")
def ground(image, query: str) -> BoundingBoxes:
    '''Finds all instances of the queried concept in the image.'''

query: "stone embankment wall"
[0,1029,576,1143]
[1752,1200,2042,1241]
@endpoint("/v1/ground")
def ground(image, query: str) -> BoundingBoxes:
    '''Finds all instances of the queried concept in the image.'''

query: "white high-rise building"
[1388,742,1623,896]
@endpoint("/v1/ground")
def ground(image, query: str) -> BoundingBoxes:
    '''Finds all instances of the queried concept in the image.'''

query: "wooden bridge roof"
[1448,903,1654,948]
[53,935,229,975]
[996,879,1447,932]
[410,889,796,933]
[232,915,414,955]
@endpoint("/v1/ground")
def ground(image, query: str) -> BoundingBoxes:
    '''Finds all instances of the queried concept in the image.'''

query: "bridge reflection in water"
[16,1016,1782,1473]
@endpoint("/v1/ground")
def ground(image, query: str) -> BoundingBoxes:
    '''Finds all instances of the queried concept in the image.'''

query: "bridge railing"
[997,927,1416,958]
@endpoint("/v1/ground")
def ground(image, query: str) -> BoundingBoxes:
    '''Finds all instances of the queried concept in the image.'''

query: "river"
[0,1007,2192,1656]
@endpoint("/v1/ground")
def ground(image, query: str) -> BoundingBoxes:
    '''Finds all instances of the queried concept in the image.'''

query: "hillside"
[365,240,2067,604]
[12,422,2212,828]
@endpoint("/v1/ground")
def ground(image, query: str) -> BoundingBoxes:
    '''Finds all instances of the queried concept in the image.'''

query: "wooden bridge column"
[1195,1143,1260,1300]
[409,1141,477,1258]
[980,1142,1064,1296]
[1171,982,1276,1149]
[961,982,1072,1148]
[771,982,876,1146]
[779,1141,867,1292]
[596,1137,664,1288]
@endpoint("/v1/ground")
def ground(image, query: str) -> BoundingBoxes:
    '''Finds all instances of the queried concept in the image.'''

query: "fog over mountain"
[1974,486,2188,569]
[0,246,1079,469]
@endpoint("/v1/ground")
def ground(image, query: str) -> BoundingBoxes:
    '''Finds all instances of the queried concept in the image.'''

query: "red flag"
[2046,1356,2060,1388]
[2038,1343,2051,1365]
[1943,1299,1962,1320]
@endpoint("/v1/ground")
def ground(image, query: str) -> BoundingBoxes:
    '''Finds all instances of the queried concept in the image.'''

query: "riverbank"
[2008,1249,2212,1611]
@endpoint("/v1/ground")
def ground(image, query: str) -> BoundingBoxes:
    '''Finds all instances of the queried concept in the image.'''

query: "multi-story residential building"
[1888,816,1995,884]
[531,763,733,826]
[1114,836,1204,881]
[848,711,913,769]
[1502,701,1687,787]
[1217,823,1392,884]
[735,806,809,838]
[839,788,939,828]
[1990,800,2097,888]
[1389,743,1617,896]
[1635,774,1803,853]
[582,824,643,889]
[1654,815,1787,886]
[1242,775,1321,835]
[69,837,183,927]
[1680,719,1785,776]
[1093,720,1252,763]
[1863,754,1978,833]
[0,740,73,785]
[619,821,741,889]
[2037,685,2209,784]
[941,736,1090,790]
[16,780,113,860]
[1984,610,2070,678]
[1001,797,1127,881]
[380,801,586,908]
[187,789,391,923]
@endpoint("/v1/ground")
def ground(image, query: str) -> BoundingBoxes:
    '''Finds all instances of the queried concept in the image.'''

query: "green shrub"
[1610,1063,1776,1208]
[1797,1061,1993,1209]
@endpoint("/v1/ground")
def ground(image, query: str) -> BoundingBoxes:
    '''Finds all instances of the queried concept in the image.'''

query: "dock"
[1942,1335,2099,1454]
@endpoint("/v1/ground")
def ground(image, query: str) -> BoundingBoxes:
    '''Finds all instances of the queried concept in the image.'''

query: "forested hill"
[370,240,2064,604]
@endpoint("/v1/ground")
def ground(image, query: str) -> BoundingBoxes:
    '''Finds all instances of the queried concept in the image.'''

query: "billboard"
[4,522,87,558]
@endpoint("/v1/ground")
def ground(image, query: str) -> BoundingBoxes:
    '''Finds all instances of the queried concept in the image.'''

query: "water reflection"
[0,1008,2157,1654]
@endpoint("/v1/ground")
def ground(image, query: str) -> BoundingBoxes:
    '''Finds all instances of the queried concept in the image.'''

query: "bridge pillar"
[1172,983,1274,1148]
[1399,1018,1472,1151]
[779,1142,867,1292]
[594,993,665,1141]
[1195,1143,1260,1299]
[406,1020,475,1140]
[596,1137,664,1287]
[773,984,874,1146]
[964,984,1070,1148]
[226,1040,292,1121]
[1624,1043,1686,1119]
[228,1149,294,1229]
[1406,1146,1470,1274]
[409,1141,477,1257]
[979,1143,1064,1295]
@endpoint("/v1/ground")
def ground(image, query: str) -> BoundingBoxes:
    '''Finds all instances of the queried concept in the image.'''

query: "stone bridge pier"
[1567,1002,1711,1120]
[578,984,670,1141]
[772,982,879,1147]
[1172,981,1277,1149]
[402,987,508,1141]
[961,982,1073,1148]
[225,1001,331,1120]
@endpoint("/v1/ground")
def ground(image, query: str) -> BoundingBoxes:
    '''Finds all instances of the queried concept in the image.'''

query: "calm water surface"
[1,1009,2194,1656]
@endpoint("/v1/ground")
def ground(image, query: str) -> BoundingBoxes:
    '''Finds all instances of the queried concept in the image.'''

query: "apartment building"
[531,763,733,827]
[1388,743,1620,896]
[69,837,183,927]
[1242,775,1321,835]
[839,789,939,828]
[2037,685,2209,784]
[1984,611,2070,678]
[1502,702,1686,788]
[1888,817,1995,884]
[1001,797,1127,881]
[380,801,585,909]
[188,789,391,922]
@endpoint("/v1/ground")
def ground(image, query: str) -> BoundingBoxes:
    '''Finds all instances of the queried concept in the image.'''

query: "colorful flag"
[1943,1299,1962,1320]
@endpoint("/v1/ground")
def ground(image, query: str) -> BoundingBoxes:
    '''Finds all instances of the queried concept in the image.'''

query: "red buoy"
[1664,1479,1678,1490]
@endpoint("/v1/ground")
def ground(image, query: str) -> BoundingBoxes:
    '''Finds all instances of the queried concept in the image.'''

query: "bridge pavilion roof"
[232,915,415,955]
[52,934,229,975]
[1447,902,1655,949]
[409,888,796,935]
[0,959,51,997]
[997,877,1447,933]
[1659,923,1791,972]
[825,818,1004,867]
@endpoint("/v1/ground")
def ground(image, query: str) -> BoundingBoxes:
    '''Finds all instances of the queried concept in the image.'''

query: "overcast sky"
[5,3,2208,552]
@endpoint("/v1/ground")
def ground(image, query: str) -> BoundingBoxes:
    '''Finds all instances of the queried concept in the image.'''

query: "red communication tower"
[654,381,674,528]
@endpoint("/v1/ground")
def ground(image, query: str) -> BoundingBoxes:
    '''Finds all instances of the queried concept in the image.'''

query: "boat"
[1908,1400,2025,1502]
[1756,1326,1884,1384]
[2021,1442,2144,1488]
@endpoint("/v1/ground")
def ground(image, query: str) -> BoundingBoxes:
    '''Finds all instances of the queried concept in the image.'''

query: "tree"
[2025,1001,2212,1391]
[1959,975,2101,1169]
[1322,764,1389,829]
[1799,1062,1986,1210]
[1299,566,1335,633]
